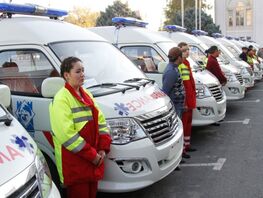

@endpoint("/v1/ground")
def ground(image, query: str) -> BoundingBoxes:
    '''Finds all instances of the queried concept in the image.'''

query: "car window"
[0,50,57,95]
[120,46,163,73]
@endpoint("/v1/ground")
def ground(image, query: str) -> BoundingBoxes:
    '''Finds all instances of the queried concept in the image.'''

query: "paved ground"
[98,80,263,198]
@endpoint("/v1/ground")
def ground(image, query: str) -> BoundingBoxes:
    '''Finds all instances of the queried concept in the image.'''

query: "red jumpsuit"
[182,60,196,151]
[50,83,112,198]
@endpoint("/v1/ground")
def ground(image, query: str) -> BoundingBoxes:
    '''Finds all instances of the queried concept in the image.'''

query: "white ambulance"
[0,84,60,197]
[89,17,227,126]
[196,31,262,83]
[0,3,183,193]
[160,28,254,89]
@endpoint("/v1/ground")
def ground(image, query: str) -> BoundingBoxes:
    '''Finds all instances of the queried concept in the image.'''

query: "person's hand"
[98,150,106,160]
[92,153,102,167]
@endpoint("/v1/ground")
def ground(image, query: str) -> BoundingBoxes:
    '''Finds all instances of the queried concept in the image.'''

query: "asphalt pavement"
[98,80,263,198]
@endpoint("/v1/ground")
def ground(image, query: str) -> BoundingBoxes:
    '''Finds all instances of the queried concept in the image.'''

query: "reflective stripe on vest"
[178,63,190,81]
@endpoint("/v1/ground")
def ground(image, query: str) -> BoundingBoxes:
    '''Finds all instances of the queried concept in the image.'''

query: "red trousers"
[182,109,193,151]
[67,182,98,198]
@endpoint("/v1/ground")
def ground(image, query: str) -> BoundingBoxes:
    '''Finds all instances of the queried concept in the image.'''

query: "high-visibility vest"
[247,55,254,65]
[49,86,109,183]
[178,63,190,81]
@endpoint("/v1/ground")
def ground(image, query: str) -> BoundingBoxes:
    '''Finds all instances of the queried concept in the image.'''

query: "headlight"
[195,83,212,99]
[107,118,146,145]
[225,72,237,82]
[35,149,52,198]
[240,67,249,75]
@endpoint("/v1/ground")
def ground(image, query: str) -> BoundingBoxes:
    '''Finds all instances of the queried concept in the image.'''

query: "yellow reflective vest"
[178,63,190,81]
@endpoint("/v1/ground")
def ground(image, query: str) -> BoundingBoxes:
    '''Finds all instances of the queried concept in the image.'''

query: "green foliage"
[96,0,140,26]
[164,7,221,35]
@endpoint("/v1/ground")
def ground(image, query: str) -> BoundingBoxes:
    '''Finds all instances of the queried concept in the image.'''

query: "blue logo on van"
[15,101,35,133]
[11,135,34,155]
[114,103,129,116]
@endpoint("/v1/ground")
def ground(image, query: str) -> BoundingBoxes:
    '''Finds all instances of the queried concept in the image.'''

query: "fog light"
[229,87,240,94]
[115,159,150,174]
[197,107,214,116]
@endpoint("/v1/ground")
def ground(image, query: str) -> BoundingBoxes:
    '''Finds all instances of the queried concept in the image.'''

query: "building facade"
[215,0,263,45]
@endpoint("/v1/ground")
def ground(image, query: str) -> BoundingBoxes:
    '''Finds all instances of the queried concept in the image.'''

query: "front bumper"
[98,119,184,193]
[223,81,245,100]
[192,95,226,126]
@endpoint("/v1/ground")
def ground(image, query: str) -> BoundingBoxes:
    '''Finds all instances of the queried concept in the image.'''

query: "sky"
[1,0,215,30]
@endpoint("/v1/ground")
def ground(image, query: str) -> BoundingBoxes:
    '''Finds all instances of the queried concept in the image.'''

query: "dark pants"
[66,182,98,198]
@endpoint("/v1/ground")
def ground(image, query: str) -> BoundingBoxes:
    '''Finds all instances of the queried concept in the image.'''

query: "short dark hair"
[168,47,182,62]
[178,42,188,48]
[207,45,219,54]
[242,46,248,50]
[60,56,82,80]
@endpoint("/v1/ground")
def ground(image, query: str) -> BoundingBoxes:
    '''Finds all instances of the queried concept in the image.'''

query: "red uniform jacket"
[183,60,196,109]
[206,55,227,85]
[62,84,112,186]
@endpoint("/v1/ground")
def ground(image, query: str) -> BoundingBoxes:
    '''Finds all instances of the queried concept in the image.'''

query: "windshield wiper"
[124,78,155,87]
[87,83,118,89]
[0,104,13,126]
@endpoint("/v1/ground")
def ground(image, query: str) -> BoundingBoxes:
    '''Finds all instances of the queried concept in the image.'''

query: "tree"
[96,0,140,26]
[64,7,99,28]
[165,0,211,21]
[164,7,221,35]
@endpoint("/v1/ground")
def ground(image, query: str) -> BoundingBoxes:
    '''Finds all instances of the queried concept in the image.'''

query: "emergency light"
[164,25,187,32]
[0,3,68,18]
[212,33,224,38]
[112,17,148,27]
[225,36,233,40]
[192,29,208,36]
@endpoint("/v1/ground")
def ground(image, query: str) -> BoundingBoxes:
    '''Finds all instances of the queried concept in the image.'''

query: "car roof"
[0,16,105,46]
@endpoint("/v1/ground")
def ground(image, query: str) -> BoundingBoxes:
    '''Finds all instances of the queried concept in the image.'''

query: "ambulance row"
[0,3,261,196]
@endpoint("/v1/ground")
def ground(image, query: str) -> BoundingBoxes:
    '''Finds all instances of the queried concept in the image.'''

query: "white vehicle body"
[0,14,184,193]
[161,31,245,100]
[0,85,60,198]
[89,25,227,126]
[230,39,263,79]
[215,37,254,88]
[196,35,246,100]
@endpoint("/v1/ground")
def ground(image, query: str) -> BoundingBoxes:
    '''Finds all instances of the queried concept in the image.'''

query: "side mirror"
[41,77,65,98]
[0,85,11,108]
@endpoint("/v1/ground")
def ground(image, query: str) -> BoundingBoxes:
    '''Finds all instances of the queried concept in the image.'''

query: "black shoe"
[182,153,191,159]
[212,122,220,126]
[187,147,197,152]
[180,159,186,164]
[174,166,181,171]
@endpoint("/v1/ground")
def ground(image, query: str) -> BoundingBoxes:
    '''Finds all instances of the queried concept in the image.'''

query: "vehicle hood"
[233,60,251,68]
[220,63,240,74]
[0,116,36,186]
[193,70,220,85]
[93,84,171,118]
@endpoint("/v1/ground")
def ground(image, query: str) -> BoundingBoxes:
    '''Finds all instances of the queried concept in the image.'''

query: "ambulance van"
[211,33,255,86]
[89,17,227,126]
[0,3,183,193]
[160,27,254,89]
[196,31,262,82]
[0,84,60,197]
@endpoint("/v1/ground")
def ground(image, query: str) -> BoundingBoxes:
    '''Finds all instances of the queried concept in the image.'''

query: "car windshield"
[227,46,241,59]
[49,41,146,86]
[157,41,202,70]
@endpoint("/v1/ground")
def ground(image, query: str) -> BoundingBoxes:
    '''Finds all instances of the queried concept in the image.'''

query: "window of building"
[0,50,57,95]
[120,46,163,73]
[228,10,233,27]
[246,9,252,26]
[236,3,245,26]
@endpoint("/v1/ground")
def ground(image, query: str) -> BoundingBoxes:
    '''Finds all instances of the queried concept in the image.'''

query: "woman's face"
[64,61,85,89]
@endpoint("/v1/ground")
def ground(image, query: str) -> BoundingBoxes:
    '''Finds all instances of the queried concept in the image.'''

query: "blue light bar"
[192,29,208,36]
[112,17,148,27]
[164,25,187,32]
[212,33,224,38]
[225,36,233,40]
[0,3,68,17]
